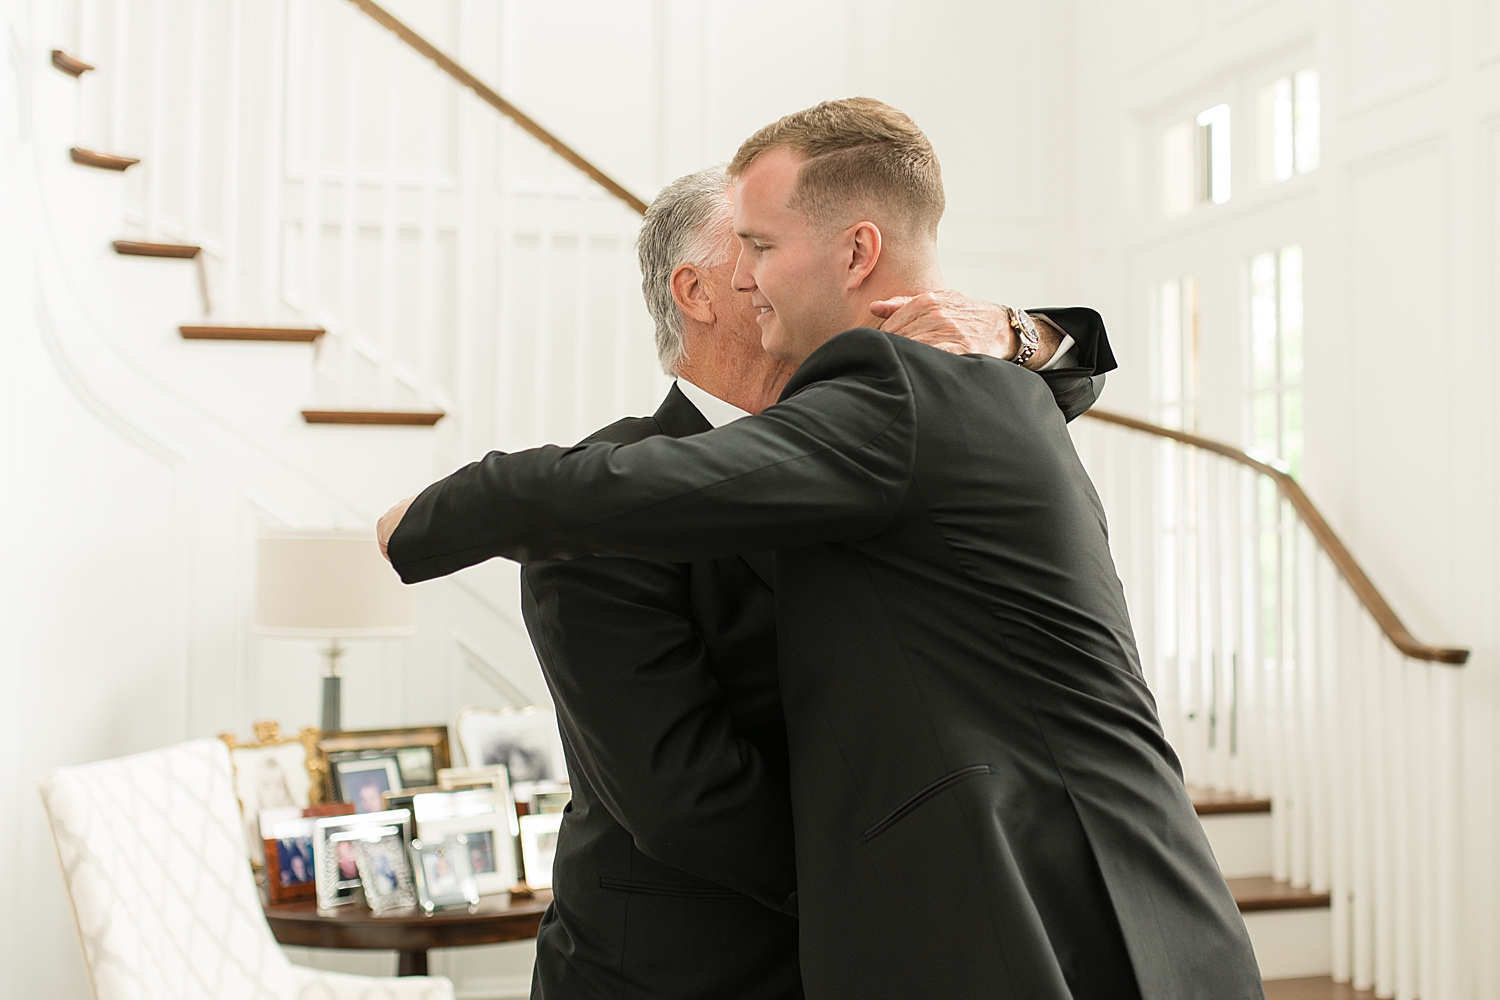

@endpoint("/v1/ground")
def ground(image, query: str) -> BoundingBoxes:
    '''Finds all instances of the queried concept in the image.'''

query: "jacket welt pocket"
[861,764,994,843]
[598,876,744,899]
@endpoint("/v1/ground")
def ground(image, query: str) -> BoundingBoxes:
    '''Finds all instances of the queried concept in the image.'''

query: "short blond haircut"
[728,97,945,239]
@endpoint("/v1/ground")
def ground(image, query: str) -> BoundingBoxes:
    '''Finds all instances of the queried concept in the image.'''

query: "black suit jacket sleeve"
[521,556,797,913]
[390,329,934,578]
[1029,306,1115,422]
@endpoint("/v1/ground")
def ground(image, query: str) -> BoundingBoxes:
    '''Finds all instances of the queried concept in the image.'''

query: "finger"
[877,297,939,335]
[868,295,914,319]
[889,315,964,343]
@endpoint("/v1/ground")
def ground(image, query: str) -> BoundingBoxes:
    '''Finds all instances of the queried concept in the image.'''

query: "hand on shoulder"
[869,290,1017,360]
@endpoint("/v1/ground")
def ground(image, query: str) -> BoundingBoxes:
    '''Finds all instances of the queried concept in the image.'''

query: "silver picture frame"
[410,835,481,913]
[414,788,519,895]
[353,825,418,913]
[312,809,412,909]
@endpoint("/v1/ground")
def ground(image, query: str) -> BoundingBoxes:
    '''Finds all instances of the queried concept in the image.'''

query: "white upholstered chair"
[38,738,454,1000]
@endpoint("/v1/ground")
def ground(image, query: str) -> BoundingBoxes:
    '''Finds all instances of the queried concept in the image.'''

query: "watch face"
[1014,310,1040,345]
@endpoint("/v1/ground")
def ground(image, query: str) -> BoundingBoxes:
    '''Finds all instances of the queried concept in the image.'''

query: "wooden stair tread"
[52,50,95,76]
[180,325,324,342]
[1228,876,1330,912]
[71,147,140,171]
[1263,976,1376,999]
[113,240,201,259]
[1189,785,1272,815]
[302,410,445,426]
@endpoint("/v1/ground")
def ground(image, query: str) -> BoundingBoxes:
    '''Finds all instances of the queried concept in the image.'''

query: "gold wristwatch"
[1009,308,1041,366]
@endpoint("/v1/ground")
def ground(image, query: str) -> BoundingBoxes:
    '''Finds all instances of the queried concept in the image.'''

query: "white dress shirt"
[674,378,751,429]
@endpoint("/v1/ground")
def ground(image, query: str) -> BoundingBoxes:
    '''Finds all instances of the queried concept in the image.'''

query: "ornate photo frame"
[218,721,327,868]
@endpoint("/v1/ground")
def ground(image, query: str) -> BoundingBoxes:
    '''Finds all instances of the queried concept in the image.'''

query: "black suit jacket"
[392,320,1264,999]
[521,386,803,1000]
[513,309,1112,999]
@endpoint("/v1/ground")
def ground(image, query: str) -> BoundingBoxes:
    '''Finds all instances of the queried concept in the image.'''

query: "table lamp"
[254,530,415,732]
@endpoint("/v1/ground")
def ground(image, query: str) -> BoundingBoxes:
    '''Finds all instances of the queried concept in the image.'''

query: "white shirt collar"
[674,378,752,428]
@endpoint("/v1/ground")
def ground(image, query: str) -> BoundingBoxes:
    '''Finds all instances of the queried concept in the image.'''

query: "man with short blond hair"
[384,98,1260,998]
[729,95,945,240]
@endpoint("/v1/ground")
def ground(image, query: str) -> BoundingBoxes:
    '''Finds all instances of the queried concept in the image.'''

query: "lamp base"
[320,638,345,732]
[321,674,342,732]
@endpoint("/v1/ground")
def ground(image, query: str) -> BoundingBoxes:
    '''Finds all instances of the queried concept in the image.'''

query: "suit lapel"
[654,383,777,592]
[653,383,714,438]
[739,551,777,590]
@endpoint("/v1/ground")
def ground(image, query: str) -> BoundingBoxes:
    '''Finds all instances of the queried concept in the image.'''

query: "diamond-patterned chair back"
[39,738,454,1000]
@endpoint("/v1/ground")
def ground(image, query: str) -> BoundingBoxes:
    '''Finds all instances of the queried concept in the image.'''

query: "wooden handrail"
[1082,408,1469,665]
[343,0,649,216]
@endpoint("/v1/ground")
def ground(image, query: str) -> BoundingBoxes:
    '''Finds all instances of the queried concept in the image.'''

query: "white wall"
[1068,0,1499,995]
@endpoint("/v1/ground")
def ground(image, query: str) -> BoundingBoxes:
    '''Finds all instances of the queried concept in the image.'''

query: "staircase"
[25,2,1471,998]
[1074,411,1469,999]
[1192,787,1350,994]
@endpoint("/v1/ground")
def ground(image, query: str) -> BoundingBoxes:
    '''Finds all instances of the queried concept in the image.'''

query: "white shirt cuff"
[1038,334,1076,372]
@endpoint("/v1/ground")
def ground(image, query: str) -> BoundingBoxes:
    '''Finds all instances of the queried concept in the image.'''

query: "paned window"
[1154,277,1200,431]
[1163,104,1232,217]
[1248,245,1303,473]
[1256,69,1320,184]
[1248,245,1304,668]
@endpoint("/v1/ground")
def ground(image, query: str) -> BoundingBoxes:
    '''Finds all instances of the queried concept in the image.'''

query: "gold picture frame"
[217,721,328,868]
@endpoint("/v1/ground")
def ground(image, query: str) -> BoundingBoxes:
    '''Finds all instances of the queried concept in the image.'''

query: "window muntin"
[1163,104,1231,217]
[1248,245,1303,474]
[1256,69,1319,185]
[1197,104,1232,205]
[1154,277,1200,431]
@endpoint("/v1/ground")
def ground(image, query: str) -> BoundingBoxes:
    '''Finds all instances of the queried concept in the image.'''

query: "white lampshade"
[254,530,415,638]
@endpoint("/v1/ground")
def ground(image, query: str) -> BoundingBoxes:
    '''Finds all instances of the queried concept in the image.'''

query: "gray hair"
[637,166,734,374]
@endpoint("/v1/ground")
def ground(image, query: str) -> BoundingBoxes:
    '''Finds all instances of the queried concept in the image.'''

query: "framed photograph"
[518,812,562,890]
[262,816,317,904]
[513,779,570,816]
[353,826,418,912]
[332,756,402,813]
[381,786,443,816]
[455,706,567,783]
[438,765,511,795]
[411,835,480,913]
[532,787,572,816]
[438,765,516,831]
[313,809,411,909]
[219,721,326,868]
[319,726,451,805]
[413,789,518,894]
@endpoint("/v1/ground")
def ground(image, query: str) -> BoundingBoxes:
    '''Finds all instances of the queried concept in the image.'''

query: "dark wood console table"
[265,891,551,976]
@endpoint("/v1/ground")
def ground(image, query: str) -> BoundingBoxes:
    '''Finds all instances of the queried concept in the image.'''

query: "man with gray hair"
[498,166,1114,998]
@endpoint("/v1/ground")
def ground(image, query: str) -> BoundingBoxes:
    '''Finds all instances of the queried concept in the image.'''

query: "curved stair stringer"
[22,33,439,515]
[16,29,545,732]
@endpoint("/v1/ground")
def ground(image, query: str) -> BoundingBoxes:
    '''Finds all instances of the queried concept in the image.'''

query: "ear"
[671,263,716,324]
[845,221,883,290]
[670,263,715,324]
